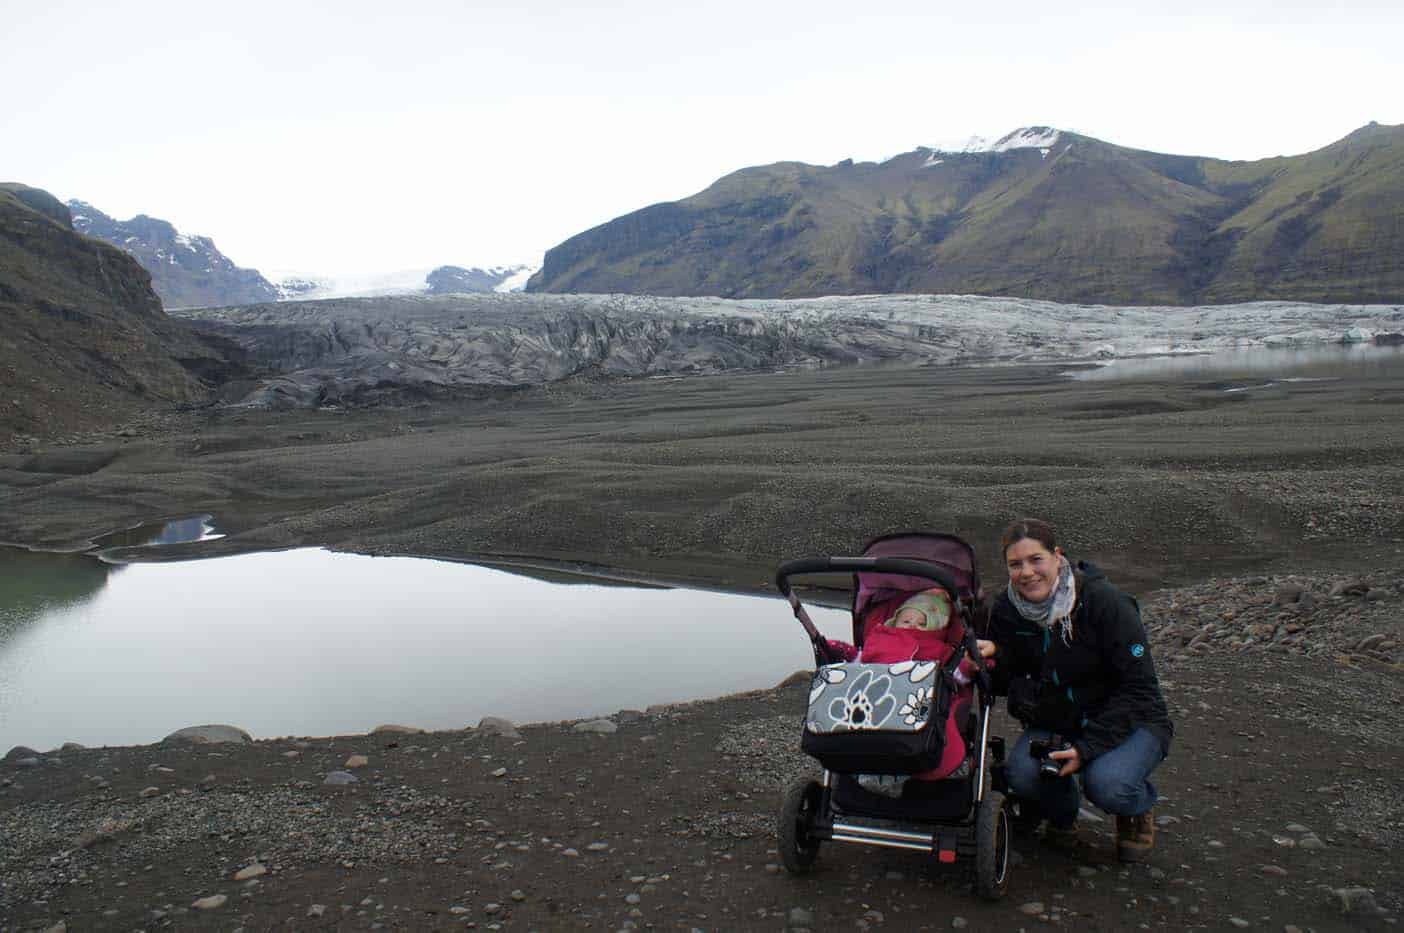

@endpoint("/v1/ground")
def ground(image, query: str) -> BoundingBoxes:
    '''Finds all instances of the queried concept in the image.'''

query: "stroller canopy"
[851,532,981,646]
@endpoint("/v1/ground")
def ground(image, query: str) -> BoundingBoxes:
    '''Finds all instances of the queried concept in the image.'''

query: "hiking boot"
[1117,810,1156,862]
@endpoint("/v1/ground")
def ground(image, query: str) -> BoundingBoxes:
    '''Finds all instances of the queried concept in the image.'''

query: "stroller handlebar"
[776,555,971,671]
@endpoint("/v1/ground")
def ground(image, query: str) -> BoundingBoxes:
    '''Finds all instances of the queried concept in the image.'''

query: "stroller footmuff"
[774,532,1012,901]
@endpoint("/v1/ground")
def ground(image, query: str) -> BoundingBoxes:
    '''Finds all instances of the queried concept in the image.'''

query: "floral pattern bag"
[800,660,955,774]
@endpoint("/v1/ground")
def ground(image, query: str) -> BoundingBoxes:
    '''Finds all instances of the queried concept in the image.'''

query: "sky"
[5,0,1401,279]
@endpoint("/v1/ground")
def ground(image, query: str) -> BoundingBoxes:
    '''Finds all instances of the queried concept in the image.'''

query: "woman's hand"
[1049,745,1082,777]
[976,639,998,659]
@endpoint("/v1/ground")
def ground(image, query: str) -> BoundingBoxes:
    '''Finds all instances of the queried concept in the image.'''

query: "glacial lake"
[1071,342,1404,383]
[0,547,849,751]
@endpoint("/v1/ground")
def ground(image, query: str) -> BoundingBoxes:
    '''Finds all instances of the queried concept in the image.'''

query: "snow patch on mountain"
[915,126,1064,161]
[493,265,537,293]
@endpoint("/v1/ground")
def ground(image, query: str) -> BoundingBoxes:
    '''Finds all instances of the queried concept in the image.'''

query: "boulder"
[1332,887,1381,916]
[572,719,618,734]
[476,716,522,739]
[163,724,252,745]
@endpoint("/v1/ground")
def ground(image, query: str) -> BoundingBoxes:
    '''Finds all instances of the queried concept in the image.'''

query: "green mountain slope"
[0,184,221,440]
[528,124,1404,304]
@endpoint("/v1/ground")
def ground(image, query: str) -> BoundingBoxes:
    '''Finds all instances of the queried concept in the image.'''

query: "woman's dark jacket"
[987,561,1173,764]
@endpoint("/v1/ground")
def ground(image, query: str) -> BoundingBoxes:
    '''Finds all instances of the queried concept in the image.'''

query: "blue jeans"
[1006,727,1166,828]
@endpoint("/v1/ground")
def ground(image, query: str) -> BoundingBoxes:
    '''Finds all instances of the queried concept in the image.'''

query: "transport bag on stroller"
[801,654,965,775]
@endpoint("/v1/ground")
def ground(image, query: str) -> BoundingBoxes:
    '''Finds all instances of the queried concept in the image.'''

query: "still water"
[0,548,848,751]
[1072,342,1404,382]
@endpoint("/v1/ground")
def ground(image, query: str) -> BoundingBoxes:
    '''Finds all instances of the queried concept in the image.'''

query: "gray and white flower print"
[828,669,896,730]
[899,685,934,726]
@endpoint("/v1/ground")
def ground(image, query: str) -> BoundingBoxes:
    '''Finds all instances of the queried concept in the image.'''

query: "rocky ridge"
[0,184,223,438]
[67,199,279,309]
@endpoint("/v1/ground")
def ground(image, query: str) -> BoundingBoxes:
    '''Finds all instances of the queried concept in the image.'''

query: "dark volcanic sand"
[2,361,1403,930]
[3,361,1403,589]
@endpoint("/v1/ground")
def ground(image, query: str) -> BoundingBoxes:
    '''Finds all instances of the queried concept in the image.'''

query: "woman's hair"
[1001,518,1058,557]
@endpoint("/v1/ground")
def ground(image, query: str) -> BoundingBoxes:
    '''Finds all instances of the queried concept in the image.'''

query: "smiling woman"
[977,518,1174,864]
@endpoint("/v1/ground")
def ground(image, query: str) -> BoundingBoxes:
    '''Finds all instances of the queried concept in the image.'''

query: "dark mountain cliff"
[528,124,1404,304]
[68,200,279,309]
[0,184,222,439]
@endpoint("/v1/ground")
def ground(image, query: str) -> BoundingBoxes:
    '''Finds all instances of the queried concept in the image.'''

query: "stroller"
[773,532,1011,900]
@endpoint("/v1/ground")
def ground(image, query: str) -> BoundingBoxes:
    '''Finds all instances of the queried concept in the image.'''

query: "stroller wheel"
[974,792,1011,901]
[778,777,823,874]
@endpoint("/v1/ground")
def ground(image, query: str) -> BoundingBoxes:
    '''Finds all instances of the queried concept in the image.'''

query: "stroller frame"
[774,532,1012,900]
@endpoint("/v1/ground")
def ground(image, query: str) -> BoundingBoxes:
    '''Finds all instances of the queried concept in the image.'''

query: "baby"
[826,587,984,796]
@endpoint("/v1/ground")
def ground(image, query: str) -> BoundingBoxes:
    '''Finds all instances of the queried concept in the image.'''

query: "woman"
[976,519,1172,862]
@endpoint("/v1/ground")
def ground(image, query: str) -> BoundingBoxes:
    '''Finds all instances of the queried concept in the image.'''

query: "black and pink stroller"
[774,532,1011,900]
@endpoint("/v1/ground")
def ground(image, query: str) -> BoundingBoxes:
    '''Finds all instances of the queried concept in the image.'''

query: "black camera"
[1028,735,1070,778]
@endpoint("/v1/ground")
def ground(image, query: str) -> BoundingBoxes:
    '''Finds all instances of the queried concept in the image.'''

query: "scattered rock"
[139,786,161,798]
[1355,634,1387,652]
[1297,834,1326,850]
[1018,901,1045,916]
[1333,887,1381,916]
[163,724,252,745]
[1285,823,1310,833]
[951,919,968,930]
[191,894,228,910]
[490,767,508,778]
[344,754,369,768]
[323,770,358,785]
[371,724,423,734]
[1228,918,1250,929]
[787,906,815,926]
[233,863,267,881]
[573,719,618,734]
[307,904,327,918]
[615,709,646,723]
[12,757,41,770]
[476,716,521,739]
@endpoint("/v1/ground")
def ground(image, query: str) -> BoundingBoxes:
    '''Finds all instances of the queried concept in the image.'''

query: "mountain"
[426,264,536,295]
[68,200,279,309]
[0,184,223,439]
[527,123,1404,305]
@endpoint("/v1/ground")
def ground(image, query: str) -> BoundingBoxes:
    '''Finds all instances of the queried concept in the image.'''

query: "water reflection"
[0,549,117,643]
[92,515,222,549]
[1072,343,1404,382]
[0,549,847,750]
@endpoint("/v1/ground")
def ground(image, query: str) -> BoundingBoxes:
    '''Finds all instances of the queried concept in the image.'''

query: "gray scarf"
[1008,555,1076,645]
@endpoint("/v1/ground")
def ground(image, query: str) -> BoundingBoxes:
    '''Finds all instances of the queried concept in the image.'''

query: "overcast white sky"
[5,0,1400,279]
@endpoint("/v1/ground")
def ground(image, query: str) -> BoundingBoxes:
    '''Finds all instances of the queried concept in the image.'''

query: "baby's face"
[889,608,935,630]
[885,590,952,631]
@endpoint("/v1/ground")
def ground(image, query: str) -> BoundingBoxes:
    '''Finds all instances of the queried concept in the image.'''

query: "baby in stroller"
[824,586,988,796]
